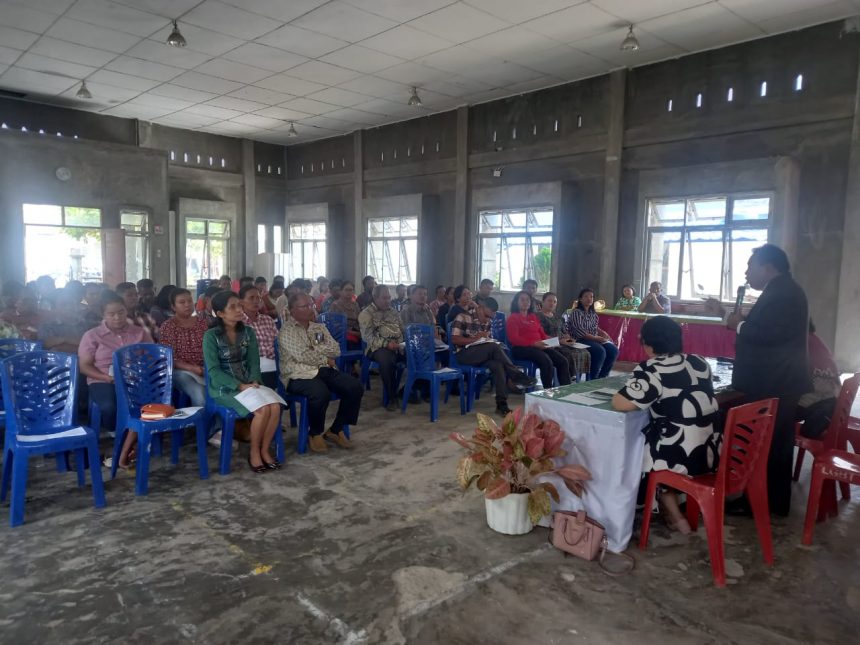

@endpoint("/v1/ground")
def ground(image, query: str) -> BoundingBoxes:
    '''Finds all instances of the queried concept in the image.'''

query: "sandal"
[247,458,267,474]
[262,459,282,470]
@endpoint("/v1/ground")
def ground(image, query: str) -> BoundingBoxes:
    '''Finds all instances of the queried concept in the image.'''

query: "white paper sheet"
[573,342,590,350]
[234,385,286,412]
[542,336,560,347]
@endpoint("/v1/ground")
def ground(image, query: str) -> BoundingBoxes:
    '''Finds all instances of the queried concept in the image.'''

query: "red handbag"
[549,510,635,576]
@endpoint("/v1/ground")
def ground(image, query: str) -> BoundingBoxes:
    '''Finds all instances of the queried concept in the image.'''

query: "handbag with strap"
[140,403,176,420]
[549,510,635,576]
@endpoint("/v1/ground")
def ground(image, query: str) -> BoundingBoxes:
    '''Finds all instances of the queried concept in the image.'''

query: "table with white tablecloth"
[525,376,647,552]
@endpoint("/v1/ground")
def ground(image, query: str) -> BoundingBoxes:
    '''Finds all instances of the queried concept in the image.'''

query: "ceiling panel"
[45,18,139,55]
[292,1,398,42]
[253,105,312,120]
[154,111,222,128]
[185,103,244,119]
[376,62,450,85]
[148,83,219,103]
[87,69,162,91]
[571,25,686,66]
[222,43,308,73]
[124,39,212,70]
[112,0,202,19]
[29,38,118,68]
[523,3,620,42]
[21,0,77,14]
[229,113,286,128]
[462,0,585,24]
[0,2,59,33]
[287,60,363,85]
[63,80,140,102]
[344,0,457,22]
[642,3,763,51]
[361,25,455,59]
[227,85,296,105]
[204,96,270,112]
[319,44,403,73]
[592,0,715,23]
[307,85,376,106]
[0,46,21,67]
[195,59,273,84]
[15,52,97,82]
[467,26,562,58]
[719,0,852,23]
[0,25,40,51]
[753,0,859,34]
[256,24,349,58]
[182,0,283,40]
[0,67,78,94]
[409,3,511,43]
[254,74,328,96]
[147,22,245,56]
[415,45,496,74]
[171,70,245,94]
[278,97,340,115]
[122,92,194,111]
[220,0,330,22]
[105,56,185,81]
[66,0,170,37]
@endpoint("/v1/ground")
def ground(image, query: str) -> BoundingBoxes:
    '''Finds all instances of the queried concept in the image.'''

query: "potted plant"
[450,408,591,535]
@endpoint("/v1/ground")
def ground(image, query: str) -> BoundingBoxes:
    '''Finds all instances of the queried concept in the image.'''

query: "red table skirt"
[599,313,736,363]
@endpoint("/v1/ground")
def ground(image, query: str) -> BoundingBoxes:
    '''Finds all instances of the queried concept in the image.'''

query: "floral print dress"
[617,353,722,476]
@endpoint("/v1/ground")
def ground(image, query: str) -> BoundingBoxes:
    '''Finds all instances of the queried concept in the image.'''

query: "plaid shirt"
[450,304,491,352]
[358,302,404,354]
[243,312,278,359]
[277,318,340,388]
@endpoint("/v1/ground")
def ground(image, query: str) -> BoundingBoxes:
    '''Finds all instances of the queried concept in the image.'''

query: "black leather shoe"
[495,402,513,416]
[262,459,282,470]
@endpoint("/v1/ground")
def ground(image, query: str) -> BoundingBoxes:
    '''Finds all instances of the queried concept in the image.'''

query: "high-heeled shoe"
[262,459,282,470]
[248,458,267,474]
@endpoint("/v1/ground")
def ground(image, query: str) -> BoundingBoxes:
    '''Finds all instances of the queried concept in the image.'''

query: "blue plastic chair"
[402,325,465,422]
[0,339,42,431]
[446,322,491,412]
[0,351,105,527]
[111,344,209,494]
[319,312,364,372]
[492,311,540,389]
[360,341,405,405]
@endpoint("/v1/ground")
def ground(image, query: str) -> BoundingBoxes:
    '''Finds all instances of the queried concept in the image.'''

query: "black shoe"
[248,458,267,474]
[386,398,400,412]
[510,370,537,388]
[495,402,513,416]
[262,459,282,470]
[724,497,752,517]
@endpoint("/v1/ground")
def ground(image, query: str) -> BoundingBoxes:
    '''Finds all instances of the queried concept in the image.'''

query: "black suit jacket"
[732,272,812,397]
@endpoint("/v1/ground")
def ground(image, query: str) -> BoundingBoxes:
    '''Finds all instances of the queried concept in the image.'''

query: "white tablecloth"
[525,378,647,552]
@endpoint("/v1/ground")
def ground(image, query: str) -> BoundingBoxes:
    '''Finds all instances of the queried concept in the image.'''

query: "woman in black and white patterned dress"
[612,316,722,534]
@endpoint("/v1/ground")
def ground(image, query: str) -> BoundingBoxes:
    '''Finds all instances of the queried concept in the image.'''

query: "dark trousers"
[88,382,116,432]
[369,348,404,402]
[580,339,619,379]
[286,367,364,435]
[261,371,278,390]
[510,346,571,388]
[456,342,517,401]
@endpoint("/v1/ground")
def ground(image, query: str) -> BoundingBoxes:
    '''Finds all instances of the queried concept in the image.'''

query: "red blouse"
[159,316,208,366]
[506,312,549,347]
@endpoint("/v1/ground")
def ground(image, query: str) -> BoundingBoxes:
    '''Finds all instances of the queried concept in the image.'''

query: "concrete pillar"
[242,138,256,274]
[353,130,364,282]
[454,106,469,284]
[834,52,860,372]
[598,68,626,301]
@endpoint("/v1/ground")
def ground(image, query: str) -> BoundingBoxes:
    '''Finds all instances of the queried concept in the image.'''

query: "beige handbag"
[550,510,635,576]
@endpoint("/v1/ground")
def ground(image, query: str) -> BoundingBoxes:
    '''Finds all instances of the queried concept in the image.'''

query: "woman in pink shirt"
[78,292,153,466]
[506,290,571,389]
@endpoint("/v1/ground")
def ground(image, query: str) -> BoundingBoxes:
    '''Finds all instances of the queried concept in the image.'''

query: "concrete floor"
[0,379,858,644]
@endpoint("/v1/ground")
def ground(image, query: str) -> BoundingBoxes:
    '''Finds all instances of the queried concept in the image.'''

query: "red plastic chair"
[791,374,860,505]
[639,398,778,587]
[802,449,860,545]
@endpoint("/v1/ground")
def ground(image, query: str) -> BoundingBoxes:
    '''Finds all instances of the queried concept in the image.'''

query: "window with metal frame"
[120,210,150,284]
[23,204,103,287]
[185,218,230,289]
[366,216,418,285]
[644,194,771,302]
[289,221,326,281]
[477,208,553,293]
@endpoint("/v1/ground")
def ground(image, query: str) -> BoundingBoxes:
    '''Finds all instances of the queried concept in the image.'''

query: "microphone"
[734,284,747,315]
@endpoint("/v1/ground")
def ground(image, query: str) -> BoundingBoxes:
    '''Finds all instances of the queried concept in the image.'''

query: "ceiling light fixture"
[167,20,187,48]
[76,80,92,99]
[287,122,298,138]
[620,25,640,52]
[408,86,422,107]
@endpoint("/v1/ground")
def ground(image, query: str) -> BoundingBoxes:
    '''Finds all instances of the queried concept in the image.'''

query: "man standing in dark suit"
[726,244,812,516]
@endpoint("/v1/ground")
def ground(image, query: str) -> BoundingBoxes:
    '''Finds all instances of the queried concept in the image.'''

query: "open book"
[234,385,286,413]
[464,336,501,349]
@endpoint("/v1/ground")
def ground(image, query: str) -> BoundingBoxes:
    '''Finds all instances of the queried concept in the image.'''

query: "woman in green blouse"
[613,284,642,311]
[203,291,282,473]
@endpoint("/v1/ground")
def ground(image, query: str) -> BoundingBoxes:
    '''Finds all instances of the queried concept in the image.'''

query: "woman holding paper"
[203,291,282,473]
[564,288,618,380]
[537,292,590,381]
[506,291,572,389]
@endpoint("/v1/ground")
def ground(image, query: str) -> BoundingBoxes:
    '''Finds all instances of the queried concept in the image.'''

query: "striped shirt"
[564,307,599,340]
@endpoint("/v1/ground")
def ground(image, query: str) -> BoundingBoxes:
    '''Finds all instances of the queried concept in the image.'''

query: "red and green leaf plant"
[450,408,591,524]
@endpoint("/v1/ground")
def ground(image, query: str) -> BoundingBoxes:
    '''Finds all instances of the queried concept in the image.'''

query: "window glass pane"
[310,241,326,279]
[530,210,553,232]
[649,201,684,226]
[681,230,724,299]
[383,218,400,236]
[273,225,282,253]
[209,221,228,237]
[257,224,267,254]
[367,240,384,278]
[480,237,501,287]
[368,218,384,237]
[646,231,682,296]
[125,234,148,284]
[185,238,205,287]
[402,238,417,283]
[480,212,502,234]
[23,204,62,225]
[729,229,769,299]
[733,197,770,221]
[312,222,326,239]
[401,217,418,236]
[505,212,527,232]
[529,237,553,292]
[687,198,726,226]
[120,211,147,233]
[186,220,205,235]
[208,238,227,276]
[25,225,102,287]
[500,236,526,292]
[64,206,101,227]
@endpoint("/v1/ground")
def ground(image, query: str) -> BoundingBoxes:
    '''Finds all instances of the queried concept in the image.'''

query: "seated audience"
[449,295,537,416]
[446,285,475,326]
[38,288,93,352]
[400,285,436,327]
[203,291,282,473]
[1,280,24,314]
[612,316,722,534]
[158,288,208,409]
[78,293,153,466]
[34,275,57,311]
[392,284,408,311]
[262,281,283,319]
[115,282,158,339]
[430,285,447,318]
[639,281,671,314]
[279,293,362,452]
[475,279,499,312]
[537,292,591,380]
[64,280,86,307]
[311,276,329,300]
[239,276,255,290]
[149,284,176,327]
[523,279,542,312]
[0,319,19,339]
[254,276,268,297]
[218,275,233,291]
[796,320,841,438]
[614,284,642,311]
[136,279,156,313]
[357,275,376,309]
[435,286,455,330]
[329,281,362,348]
[565,288,619,380]
[0,287,43,340]
[702,298,727,318]
[506,291,572,389]
[197,285,222,322]
[320,279,342,313]
[358,285,405,411]
[239,284,279,390]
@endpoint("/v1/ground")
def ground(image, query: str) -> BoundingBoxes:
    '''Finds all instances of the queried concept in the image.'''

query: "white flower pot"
[485,492,533,535]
